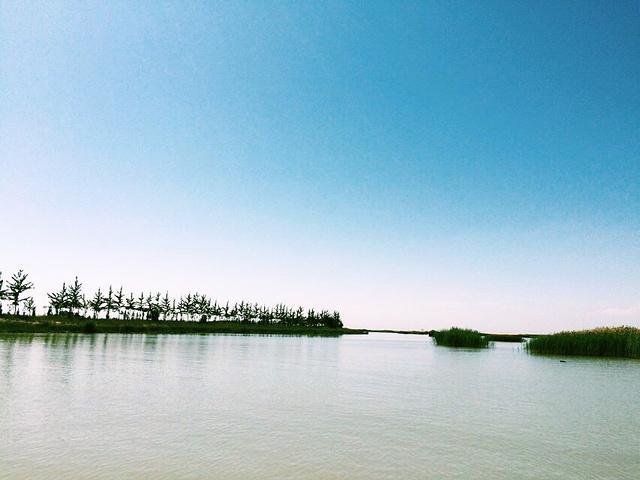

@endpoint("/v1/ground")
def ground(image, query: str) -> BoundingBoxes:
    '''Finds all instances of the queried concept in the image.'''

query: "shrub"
[432,327,489,348]
[149,308,160,322]
[82,321,97,334]
[119,324,136,333]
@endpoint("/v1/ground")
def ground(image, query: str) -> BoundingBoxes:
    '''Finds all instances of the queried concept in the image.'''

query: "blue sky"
[2,1,639,332]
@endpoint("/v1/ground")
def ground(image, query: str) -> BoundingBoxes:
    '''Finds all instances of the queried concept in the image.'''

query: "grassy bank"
[432,327,490,348]
[527,326,640,359]
[0,315,367,336]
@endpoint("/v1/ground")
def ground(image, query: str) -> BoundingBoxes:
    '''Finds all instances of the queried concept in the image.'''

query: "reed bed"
[527,326,640,358]
[432,327,490,348]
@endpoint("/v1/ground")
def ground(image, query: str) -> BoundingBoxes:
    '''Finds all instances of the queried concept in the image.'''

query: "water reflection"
[0,333,638,480]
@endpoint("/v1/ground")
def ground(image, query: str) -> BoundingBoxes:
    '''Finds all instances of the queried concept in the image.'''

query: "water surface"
[0,333,638,479]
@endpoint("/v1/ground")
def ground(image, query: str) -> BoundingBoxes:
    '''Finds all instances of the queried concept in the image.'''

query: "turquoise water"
[0,333,638,479]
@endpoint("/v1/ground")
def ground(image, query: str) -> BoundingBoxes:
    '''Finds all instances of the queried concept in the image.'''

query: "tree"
[67,277,83,315]
[329,311,343,329]
[145,292,158,320]
[24,297,36,316]
[184,294,193,321]
[105,286,114,319]
[113,287,124,319]
[177,297,186,321]
[7,270,34,314]
[0,272,7,315]
[161,292,171,320]
[306,308,317,327]
[89,288,105,319]
[80,294,88,317]
[125,293,136,319]
[0,270,345,329]
[47,283,68,315]
[137,292,145,320]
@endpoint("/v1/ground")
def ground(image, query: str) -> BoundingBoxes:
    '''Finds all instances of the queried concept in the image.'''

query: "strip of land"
[367,329,538,342]
[366,329,431,335]
[0,315,367,336]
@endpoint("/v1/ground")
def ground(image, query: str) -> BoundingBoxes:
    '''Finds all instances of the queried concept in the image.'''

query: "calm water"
[0,333,638,479]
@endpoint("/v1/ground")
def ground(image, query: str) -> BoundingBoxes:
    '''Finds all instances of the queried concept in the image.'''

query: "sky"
[1,1,639,332]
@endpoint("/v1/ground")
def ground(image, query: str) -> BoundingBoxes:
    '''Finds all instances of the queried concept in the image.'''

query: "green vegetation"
[0,315,366,336]
[82,321,97,334]
[432,327,490,348]
[527,327,640,358]
[0,268,358,336]
[0,270,34,316]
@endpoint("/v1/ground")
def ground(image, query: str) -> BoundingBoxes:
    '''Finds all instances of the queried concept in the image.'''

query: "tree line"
[0,270,343,328]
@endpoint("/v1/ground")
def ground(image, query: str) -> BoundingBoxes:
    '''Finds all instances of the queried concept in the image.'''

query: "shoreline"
[0,315,367,336]
[0,317,540,340]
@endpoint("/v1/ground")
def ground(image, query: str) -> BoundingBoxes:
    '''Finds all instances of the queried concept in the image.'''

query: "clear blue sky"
[2,1,639,332]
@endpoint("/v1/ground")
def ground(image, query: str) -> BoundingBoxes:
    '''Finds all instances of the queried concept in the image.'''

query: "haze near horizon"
[2,1,639,333]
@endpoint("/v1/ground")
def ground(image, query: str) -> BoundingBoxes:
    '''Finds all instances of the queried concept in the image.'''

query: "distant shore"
[367,329,537,342]
[366,329,431,335]
[0,315,367,336]
[0,317,537,340]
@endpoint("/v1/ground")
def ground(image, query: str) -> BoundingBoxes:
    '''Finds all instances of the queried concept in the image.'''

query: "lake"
[0,333,638,479]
